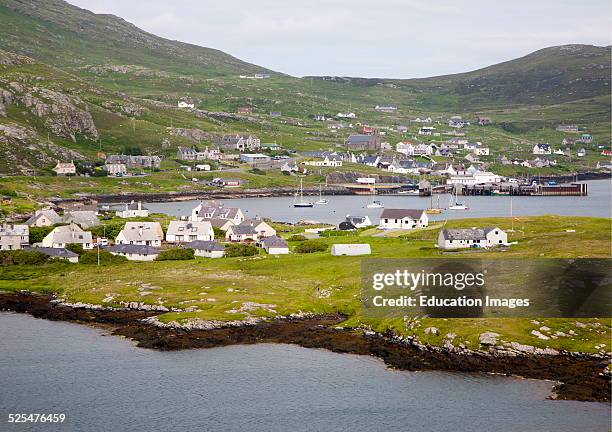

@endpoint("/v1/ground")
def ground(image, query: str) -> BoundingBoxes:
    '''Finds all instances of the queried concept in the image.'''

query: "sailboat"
[315,184,328,205]
[448,187,468,210]
[366,180,384,208]
[293,178,314,208]
[426,194,443,214]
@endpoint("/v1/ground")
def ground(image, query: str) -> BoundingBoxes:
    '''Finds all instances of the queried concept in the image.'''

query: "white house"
[115,222,163,246]
[303,156,343,167]
[437,227,508,250]
[337,112,356,119]
[105,163,127,176]
[447,171,502,185]
[396,141,432,156]
[108,244,160,261]
[166,220,214,243]
[225,224,258,242]
[418,126,435,136]
[533,144,552,155]
[577,148,586,157]
[116,201,149,218]
[378,209,428,230]
[53,161,76,175]
[25,209,63,227]
[240,153,271,164]
[240,219,276,238]
[330,244,371,256]
[42,223,93,249]
[345,215,373,228]
[178,101,195,109]
[259,236,289,254]
[188,240,225,258]
[473,144,490,156]
[190,201,244,225]
[0,224,29,250]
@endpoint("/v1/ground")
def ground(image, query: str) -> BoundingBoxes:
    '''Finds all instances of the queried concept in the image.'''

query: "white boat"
[315,184,328,205]
[397,189,419,196]
[448,187,469,210]
[293,178,313,208]
[365,179,384,208]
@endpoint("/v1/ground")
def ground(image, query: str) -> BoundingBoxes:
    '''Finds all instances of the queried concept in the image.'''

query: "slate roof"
[380,209,425,220]
[261,236,288,248]
[46,224,93,245]
[229,225,257,235]
[25,209,63,226]
[187,241,225,251]
[25,247,78,258]
[108,244,159,255]
[166,220,212,236]
[440,227,501,241]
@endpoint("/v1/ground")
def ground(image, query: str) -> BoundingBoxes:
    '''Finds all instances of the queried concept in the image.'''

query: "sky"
[67,0,612,78]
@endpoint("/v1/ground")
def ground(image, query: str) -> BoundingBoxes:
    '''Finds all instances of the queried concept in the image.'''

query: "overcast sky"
[68,0,611,78]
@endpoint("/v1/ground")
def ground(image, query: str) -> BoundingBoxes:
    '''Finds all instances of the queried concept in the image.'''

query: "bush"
[28,226,55,244]
[212,226,225,238]
[248,168,266,175]
[156,248,195,261]
[224,243,259,257]
[65,243,84,255]
[294,240,327,254]
[79,250,128,265]
[90,222,124,240]
[287,234,307,242]
[0,250,49,266]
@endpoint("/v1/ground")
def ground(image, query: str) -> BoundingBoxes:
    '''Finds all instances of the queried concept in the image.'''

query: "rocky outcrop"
[167,127,211,142]
[0,49,35,66]
[0,123,85,174]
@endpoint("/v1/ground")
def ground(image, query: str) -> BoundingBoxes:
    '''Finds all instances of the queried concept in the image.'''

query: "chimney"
[139,227,143,236]
[138,202,141,210]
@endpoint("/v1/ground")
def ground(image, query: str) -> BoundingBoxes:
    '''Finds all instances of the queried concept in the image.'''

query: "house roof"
[25,246,78,258]
[167,220,212,236]
[0,224,28,236]
[261,235,288,248]
[346,215,368,224]
[188,240,225,252]
[346,134,377,145]
[118,222,163,242]
[229,225,257,235]
[126,201,148,211]
[63,211,100,228]
[108,244,159,255]
[380,209,425,220]
[26,209,62,226]
[440,227,501,241]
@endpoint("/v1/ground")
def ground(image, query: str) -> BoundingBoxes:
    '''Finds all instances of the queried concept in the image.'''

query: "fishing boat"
[366,180,384,208]
[293,178,313,208]
[448,188,468,210]
[315,184,328,205]
[397,189,420,196]
[491,189,510,196]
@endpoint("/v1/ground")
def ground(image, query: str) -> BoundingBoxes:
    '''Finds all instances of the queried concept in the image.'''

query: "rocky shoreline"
[1,292,609,402]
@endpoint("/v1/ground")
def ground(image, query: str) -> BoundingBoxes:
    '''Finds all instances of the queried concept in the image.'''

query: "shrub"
[0,250,49,266]
[28,226,55,244]
[65,243,84,255]
[249,168,266,175]
[156,248,195,261]
[287,234,307,242]
[90,222,124,240]
[79,250,128,265]
[212,226,225,238]
[224,243,259,257]
[294,240,327,254]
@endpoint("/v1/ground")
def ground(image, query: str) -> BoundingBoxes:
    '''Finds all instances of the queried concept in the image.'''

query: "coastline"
[47,172,611,205]
[1,292,609,403]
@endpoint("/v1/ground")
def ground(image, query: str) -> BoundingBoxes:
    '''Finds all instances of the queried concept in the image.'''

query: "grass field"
[1,216,609,353]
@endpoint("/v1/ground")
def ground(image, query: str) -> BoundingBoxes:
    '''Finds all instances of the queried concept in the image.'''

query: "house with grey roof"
[345,134,381,151]
[41,223,93,249]
[240,218,276,238]
[177,146,198,161]
[344,215,372,228]
[25,209,63,227]
[225,224,258,242]
[166,220,214,243]
[116,201,149,218]
[25,246,79,263]
[0,224,29,250]
[188,240,225,258]
[190,201,244,225]
[259,236,289,254]
[378,209,428,230]
[437,227,508,250]
[115,222,163,246]
[62,211,100,229]
[108,244,160,261]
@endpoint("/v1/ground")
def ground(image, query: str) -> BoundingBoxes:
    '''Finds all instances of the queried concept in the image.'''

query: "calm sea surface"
[141,179,611,224]
[1,313,609,432]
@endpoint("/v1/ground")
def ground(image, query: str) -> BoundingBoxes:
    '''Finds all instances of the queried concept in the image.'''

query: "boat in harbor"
[366,179,384,208]
[315,184,328,205]
[491,189,510,196]
[293,178,314,208]
[448,188,469,210]
[426,195,444,214]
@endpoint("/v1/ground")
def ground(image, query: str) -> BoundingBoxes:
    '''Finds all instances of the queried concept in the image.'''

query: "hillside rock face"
[0,123,85,175]
[167,127,211,142]
[0,49,34,66]
[0,80,98,141]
